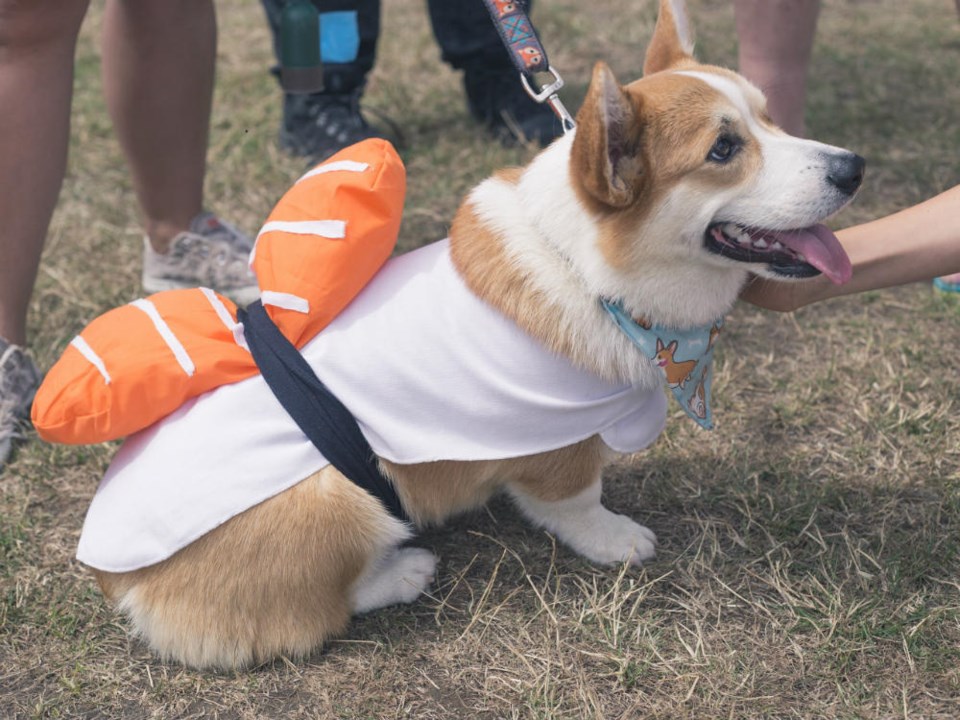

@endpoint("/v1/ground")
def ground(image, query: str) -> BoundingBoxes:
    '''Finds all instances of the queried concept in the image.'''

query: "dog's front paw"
[572,509,657,566]
[510,483,657,566]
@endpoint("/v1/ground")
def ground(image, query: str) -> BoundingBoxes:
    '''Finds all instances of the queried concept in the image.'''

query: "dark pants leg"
[426,0,532,70]
[260,0,388,159]
[260,0,380,94]
[262,0,559,148]
[427,0,557,142]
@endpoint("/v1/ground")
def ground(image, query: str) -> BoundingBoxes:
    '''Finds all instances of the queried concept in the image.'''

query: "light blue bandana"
[601,299,724,430]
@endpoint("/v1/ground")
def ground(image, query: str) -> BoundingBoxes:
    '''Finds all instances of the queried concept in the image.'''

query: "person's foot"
[279,90,388,162]
[934,272,960,294]
[142,212,260,306]
[463,65,563,146]
[0,338,41,472]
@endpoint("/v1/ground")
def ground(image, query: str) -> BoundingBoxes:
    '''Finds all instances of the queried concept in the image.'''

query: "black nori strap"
[238,300,408,522]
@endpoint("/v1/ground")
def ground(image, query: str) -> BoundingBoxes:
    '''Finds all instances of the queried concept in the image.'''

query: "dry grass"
[3,0,960,717]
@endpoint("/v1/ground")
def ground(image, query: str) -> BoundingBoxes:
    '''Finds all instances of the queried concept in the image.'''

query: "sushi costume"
[33,140,669,574]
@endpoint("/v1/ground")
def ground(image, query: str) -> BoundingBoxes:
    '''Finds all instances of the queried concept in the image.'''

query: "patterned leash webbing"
[481,0,576,133]
[482,0,549,75]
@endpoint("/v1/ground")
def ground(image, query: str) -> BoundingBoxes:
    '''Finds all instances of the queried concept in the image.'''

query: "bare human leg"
[0,0,90,346]
[100,0,215,253]
[735,0,820,137]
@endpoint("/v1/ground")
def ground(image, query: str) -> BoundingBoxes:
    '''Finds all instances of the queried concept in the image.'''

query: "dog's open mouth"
[705,223,852,284]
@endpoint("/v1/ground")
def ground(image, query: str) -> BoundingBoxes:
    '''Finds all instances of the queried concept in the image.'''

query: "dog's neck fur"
[449,132,748,387]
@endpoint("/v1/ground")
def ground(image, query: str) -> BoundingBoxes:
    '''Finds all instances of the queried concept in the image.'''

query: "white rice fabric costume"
[78,239,667,572]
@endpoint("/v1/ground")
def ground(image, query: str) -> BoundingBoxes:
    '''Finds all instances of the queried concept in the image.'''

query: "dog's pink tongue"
[772,224,852,284]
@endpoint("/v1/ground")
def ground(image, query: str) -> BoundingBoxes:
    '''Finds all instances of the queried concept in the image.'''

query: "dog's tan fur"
[448,182,589,369]
[98,467,387,668]
[93,0,862,669]
[97,438,606,669]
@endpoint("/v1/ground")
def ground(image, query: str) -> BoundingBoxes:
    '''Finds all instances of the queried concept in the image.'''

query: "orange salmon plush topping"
[32,139,406,445]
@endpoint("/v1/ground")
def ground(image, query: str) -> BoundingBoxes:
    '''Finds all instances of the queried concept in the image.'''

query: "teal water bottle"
[280,0,324,94]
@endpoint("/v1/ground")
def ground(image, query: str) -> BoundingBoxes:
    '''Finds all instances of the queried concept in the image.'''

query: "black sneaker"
[279,89,387,162]
[463,66,563,146]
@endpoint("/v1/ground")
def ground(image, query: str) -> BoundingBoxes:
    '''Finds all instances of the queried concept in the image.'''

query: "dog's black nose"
[827,152,866,195]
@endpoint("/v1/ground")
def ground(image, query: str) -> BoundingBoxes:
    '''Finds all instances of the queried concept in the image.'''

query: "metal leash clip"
[520,66,576,134]
[481,0,577,135]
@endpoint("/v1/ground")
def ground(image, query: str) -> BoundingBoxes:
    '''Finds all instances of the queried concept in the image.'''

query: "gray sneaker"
[0,338,41,472]
[142,211,260,306]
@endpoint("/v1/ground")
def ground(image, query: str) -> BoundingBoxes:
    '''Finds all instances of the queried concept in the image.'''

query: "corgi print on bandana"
[601,299,723,430]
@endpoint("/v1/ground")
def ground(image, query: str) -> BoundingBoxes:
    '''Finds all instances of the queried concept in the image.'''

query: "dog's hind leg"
[505,437,657,566]
[350,547,437,614]
[94,466,411,670]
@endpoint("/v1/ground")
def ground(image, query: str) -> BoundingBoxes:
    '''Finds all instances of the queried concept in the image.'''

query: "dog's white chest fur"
[78,240,667,572]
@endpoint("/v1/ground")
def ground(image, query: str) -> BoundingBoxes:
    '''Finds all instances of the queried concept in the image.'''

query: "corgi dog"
[91,0,863,669]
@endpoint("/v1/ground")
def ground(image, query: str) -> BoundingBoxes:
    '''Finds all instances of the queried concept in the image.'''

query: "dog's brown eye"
[707,136,739,163]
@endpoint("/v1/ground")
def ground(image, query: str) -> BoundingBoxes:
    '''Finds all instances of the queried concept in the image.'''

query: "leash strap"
[481,0,576,133]
[238,300,408,523]
[481,0,549,76]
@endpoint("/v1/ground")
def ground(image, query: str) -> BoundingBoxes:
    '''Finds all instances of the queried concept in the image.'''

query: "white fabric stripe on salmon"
[70,336,112,385]
[248,219,348,267]
[297,160,369,184]
[130,298,196,377]
[199,287,249,352]
[261,291,310,314]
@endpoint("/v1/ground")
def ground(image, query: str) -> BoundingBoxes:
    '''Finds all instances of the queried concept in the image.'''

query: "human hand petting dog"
[741,184,960,311]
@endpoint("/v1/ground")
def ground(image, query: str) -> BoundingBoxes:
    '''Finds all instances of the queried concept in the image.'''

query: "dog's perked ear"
[571,62,645,209]
[643,0,696,75]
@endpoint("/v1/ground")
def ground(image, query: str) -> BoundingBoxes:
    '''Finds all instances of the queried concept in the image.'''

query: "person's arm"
[740,184,960,312]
